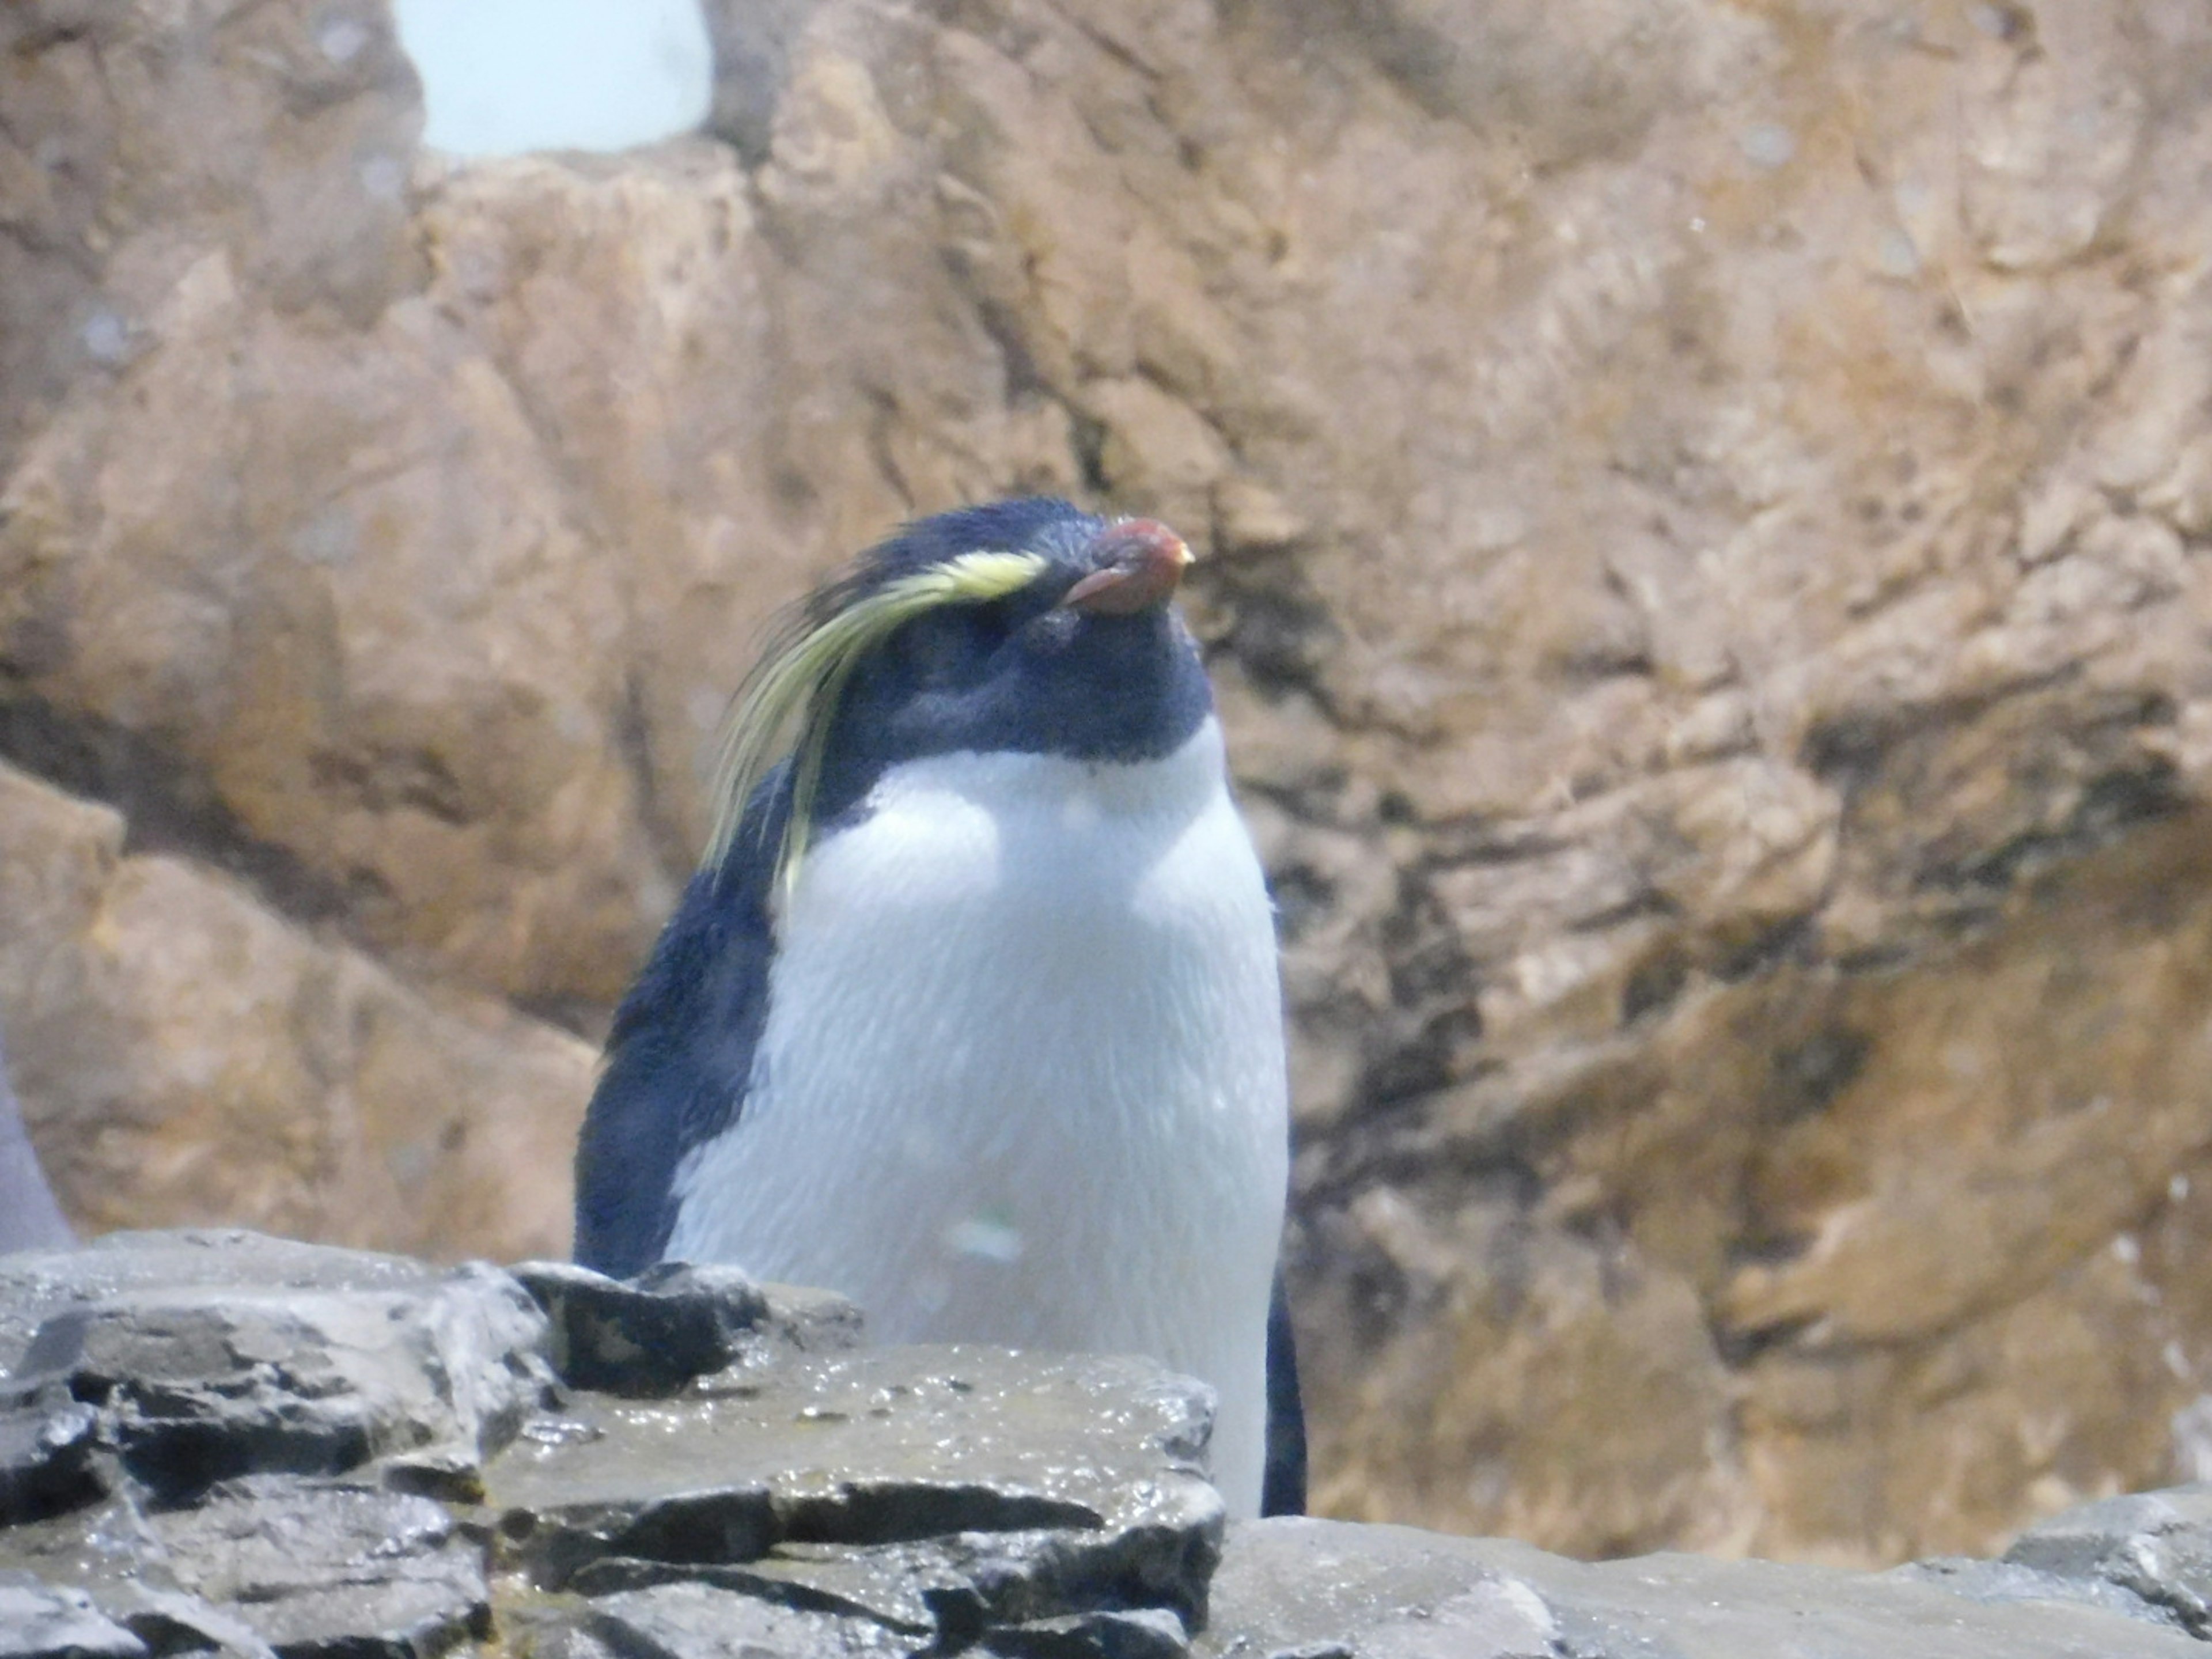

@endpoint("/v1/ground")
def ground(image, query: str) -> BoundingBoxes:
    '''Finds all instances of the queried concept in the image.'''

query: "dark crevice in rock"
[573,1553,931,1631]
[1723,1229,1816,1274]
[1567,887,1677,935]
[1069,409,1113,498]
[1766,1027,1870,1122]
[1619,940,1691,1025]
[1798,666,2085,794]
[1199,555,1345,721]
[1920,754,2186,895]
[861,384,918,511]
[1711,914,1816,983]
[776,1487,1105,1547]
[1345,873,1484,1114]
[613,668,695,896]
[1709,1310,1819,1369]
[700,0,824,168]
[959,285,1056,407]
[0,689,355,927]
[306,743,471,827]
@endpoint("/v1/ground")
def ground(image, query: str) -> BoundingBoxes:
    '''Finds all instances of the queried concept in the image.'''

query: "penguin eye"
[897,603,1012,687]
[1018,607,1080,656]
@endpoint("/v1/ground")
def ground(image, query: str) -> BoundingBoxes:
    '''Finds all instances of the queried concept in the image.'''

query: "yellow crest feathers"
[705,548,1050,894]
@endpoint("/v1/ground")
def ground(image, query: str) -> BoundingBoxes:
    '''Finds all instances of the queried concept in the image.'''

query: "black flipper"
[1260,1266,1307,1517]
[573,770,789,1277]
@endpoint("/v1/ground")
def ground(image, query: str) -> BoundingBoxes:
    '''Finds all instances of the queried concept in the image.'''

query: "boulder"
[0,763,592,1260]
[0,1230,552,1508]
[0,1231,1225,1659]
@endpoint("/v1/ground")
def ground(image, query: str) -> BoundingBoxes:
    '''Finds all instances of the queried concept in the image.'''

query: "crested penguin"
[574,498,1302,1518]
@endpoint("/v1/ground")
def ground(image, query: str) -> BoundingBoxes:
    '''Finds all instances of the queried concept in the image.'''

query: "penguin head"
[709,498,1212,889]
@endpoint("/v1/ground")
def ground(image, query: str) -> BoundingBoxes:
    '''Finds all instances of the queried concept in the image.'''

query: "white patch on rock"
[393,0,712,158]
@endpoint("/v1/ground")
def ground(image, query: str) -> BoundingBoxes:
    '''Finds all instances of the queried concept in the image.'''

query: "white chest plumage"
[665,717,1289,1516]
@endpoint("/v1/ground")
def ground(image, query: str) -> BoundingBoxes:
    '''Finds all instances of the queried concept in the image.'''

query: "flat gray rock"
[488,1345,1224,1649]
[0,1479,485,1659]
[511,1259,861,1397]
[0,1232,448,1377]
[0,1230,551,1507]
[1198,1518,2212,1659]
[0,1581,145,1659]
[150,1479,487,1658]
[580,1578,914,1658]
[1997,1483,2212,1635]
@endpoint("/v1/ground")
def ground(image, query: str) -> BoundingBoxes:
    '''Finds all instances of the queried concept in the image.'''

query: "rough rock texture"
[6,1234,2212,1659]
[0,1232,1224,1659]
[0,1230,553,1509]
[8,0,2212,1566]
[0,761,591,1260]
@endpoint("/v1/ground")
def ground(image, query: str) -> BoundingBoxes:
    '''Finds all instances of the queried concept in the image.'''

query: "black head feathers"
[707,498,1212,891]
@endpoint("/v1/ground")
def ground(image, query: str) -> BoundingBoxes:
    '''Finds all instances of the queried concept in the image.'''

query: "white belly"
[665,717,1289,1516]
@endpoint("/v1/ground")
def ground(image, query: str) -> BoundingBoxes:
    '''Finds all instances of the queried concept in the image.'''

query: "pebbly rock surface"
[12,0,2212,1566]
[5,1234,2212,1659]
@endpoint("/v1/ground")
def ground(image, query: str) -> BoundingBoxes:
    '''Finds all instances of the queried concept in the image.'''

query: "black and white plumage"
[574,498,1302,1517]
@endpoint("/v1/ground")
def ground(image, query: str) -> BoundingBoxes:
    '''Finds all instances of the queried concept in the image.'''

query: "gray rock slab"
[0,1498,172,1609]
[0,1479,484,1659]
[1,1495,299,1658]
[0,1580,145,1659]
[1,1232,450,1376]
[145,1479,488,1659]
[487,1346,1224,1646]
[1197,1518,2212,1659]
[510,1260,861,1397]
[1892,1552,2177,1628]
[579,1579,916,1658]
[0,1230,551,1506]
[1994,1483,2212,1635]
[0,1027,71,1258]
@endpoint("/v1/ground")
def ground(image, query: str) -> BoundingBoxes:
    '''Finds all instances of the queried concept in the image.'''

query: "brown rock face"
[6,0,2212,1566]
[0,760,591,1259]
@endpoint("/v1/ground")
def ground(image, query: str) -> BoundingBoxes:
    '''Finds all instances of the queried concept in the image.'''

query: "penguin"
[574,498,1302,1518]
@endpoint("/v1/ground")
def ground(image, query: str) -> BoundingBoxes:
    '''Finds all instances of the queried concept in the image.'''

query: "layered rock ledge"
[3,1231,2211,1659]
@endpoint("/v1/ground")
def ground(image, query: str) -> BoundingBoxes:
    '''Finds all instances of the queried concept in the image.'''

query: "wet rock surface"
[0,1232,1217,1657]
[4,1234,2212,1657]
[0,1230,551,1508]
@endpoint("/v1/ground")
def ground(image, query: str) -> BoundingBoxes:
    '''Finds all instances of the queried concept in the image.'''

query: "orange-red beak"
[1059,520,1193,616]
